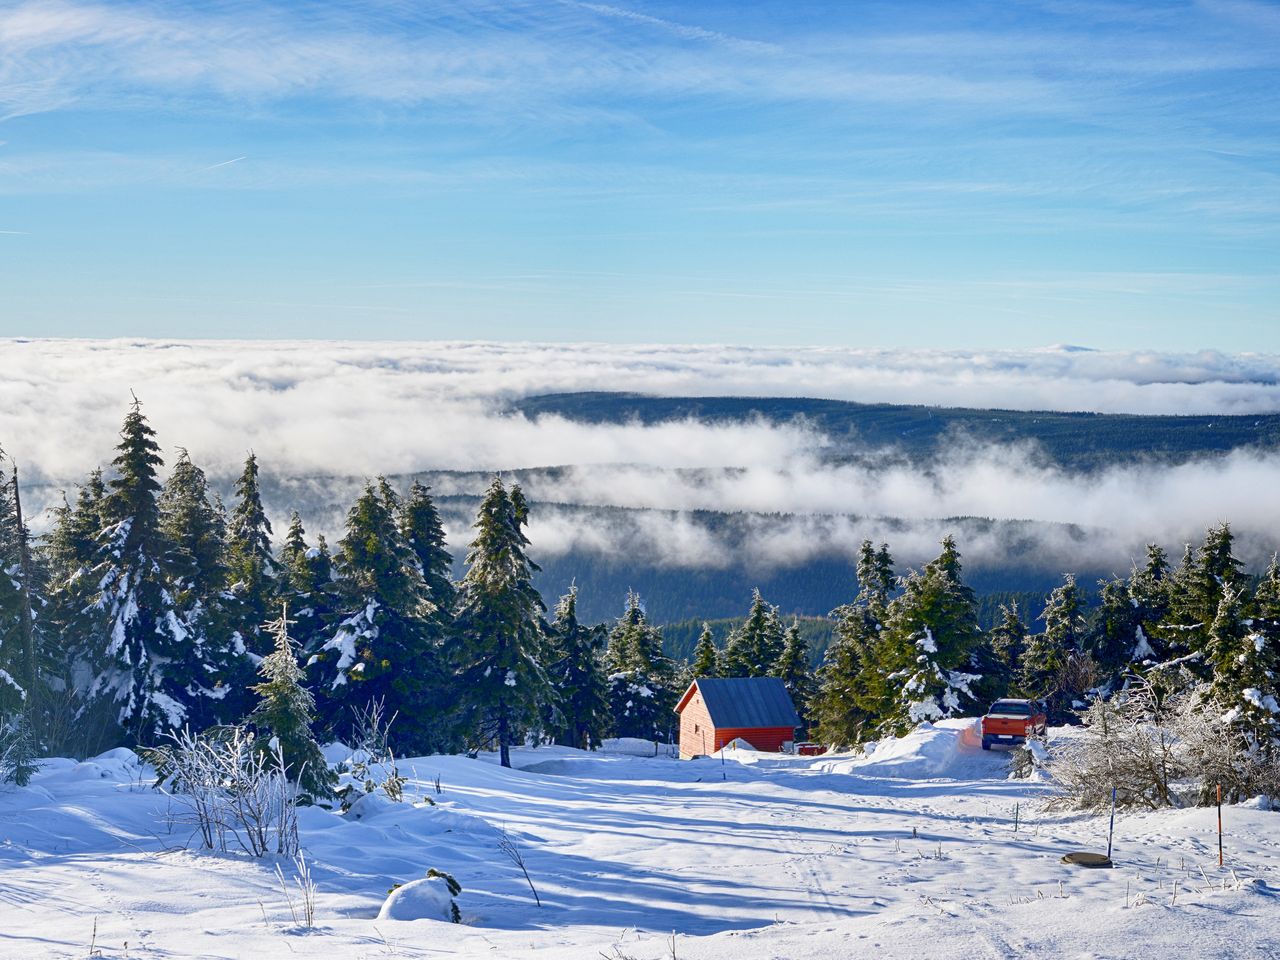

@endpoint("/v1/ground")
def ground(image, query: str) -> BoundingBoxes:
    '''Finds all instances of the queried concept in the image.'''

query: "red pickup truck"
[981,699,1047,750]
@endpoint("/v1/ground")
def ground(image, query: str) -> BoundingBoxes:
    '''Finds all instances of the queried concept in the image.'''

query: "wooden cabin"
[675,677,800,759]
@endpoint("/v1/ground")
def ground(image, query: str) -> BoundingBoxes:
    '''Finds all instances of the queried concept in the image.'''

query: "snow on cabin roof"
[677,677,800,729]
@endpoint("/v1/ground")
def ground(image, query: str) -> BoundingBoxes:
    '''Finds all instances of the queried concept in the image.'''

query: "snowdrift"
[815,718,996,780]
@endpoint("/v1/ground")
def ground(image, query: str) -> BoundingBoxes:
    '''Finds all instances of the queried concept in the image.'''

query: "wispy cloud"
[201,155,245,170]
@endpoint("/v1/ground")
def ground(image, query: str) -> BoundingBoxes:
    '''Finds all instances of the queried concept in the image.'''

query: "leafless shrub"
[1046,679,1186,811]
[351,697,398,763]
[149,726,299,857]
[1047,680,1280,811]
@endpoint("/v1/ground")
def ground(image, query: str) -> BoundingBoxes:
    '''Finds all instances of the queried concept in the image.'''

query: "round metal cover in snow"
[1061,852,1112,868]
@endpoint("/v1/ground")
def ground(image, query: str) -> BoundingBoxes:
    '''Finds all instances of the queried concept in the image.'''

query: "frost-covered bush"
[1046,680,1280,810]
[148,725,300,857]
[335,698,412,812]
[1175,688,1280,805]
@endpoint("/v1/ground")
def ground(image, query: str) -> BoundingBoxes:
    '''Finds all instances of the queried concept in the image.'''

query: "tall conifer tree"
[1020,574,1089,719]
[279,512,336,665]
[544,587,610,750]
[811,540,894,746]
[690,623,720,678]
[774,620,816,733]
[158,449,240,726]
[451,478,553,767]
[400,481,455,614]
[722,589,785,677]
[78,399,192,745]
[605,591,676,742]
[0,451,30,722]
[875,539,981,736]
[226,453,279,658]
[314,480,439,752]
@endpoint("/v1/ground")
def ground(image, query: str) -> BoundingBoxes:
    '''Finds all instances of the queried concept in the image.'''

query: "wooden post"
[1106,785,1116,861]
[1217,783,1224,867]
[11,464,38,714]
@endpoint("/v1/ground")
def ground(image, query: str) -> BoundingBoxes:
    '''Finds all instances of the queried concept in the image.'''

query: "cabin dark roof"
[679,677,800,729]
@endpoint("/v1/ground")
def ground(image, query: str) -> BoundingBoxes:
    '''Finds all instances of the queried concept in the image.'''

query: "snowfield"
[2,721,1278,959]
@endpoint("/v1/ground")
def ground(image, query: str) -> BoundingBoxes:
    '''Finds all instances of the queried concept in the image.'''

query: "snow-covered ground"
[2,721,1278,959]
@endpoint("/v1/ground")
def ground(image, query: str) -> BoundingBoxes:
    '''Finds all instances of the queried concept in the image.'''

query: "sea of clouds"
[3,339,1278,572]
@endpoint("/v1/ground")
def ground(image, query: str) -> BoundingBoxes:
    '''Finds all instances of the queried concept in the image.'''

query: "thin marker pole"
[1107,786,1116,861]
[1217,783,1224,867]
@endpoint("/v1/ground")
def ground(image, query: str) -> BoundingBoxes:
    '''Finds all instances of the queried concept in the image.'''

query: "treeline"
[2,399,1279,790]
[0,401,699,772]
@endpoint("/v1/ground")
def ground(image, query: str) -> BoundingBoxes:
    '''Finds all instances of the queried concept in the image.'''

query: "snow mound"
[816,718,994,780]
[376,875,457,922]
[344,792,399,821]
[600,737,661,756]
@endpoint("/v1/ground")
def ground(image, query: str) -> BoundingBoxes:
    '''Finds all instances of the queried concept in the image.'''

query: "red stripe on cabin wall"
[710,726,795,753]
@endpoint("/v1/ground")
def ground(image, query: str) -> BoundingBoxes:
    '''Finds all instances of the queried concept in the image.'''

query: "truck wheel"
[981,738,991,751]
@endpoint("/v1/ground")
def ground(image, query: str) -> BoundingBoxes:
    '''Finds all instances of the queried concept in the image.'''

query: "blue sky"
[0,0,1277,349]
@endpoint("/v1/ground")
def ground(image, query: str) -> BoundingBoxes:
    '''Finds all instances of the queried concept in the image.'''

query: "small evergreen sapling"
[250,605,335,803]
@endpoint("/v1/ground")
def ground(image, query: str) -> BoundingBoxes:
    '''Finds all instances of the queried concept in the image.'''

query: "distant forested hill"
[514,392,1280,469]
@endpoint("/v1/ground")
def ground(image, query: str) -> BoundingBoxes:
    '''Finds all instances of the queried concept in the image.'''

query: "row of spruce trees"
[2,400,1279,786]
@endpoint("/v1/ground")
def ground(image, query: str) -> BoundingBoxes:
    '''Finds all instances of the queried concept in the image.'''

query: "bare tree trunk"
[498,701,511,768]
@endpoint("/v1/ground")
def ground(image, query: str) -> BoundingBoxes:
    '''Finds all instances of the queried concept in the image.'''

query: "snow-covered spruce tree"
[1087,576,1143,683]
[1208,584,1280,756]
[810,540,894,747]
[278,512,337,675]
[987,602,1026,681]
[1154,524,1248,685]
[249,605,335,803]
[313,480,441,753]
[0,452,32,763]
[399,481,455,616]
[450,478,554,767]
[1255,554,1280,642]
[225,453,280,659]
[544,586,610,750]
[875,536,980,737]
[604,591,677,742]
[1126,544,1171,666]
[690,622,720,678]
[158,449,241,728]
[774,620,816,734]
[42,470,109,752]
[722,589,786,678]
[78,398,193,746]
[1020,574,1092,721]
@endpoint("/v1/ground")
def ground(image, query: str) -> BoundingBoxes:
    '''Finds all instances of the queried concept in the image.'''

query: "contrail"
[203,156,247,170]
[0,230,29,235]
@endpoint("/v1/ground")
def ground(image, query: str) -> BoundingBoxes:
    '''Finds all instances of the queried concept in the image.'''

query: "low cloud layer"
[3,339,1277,575]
